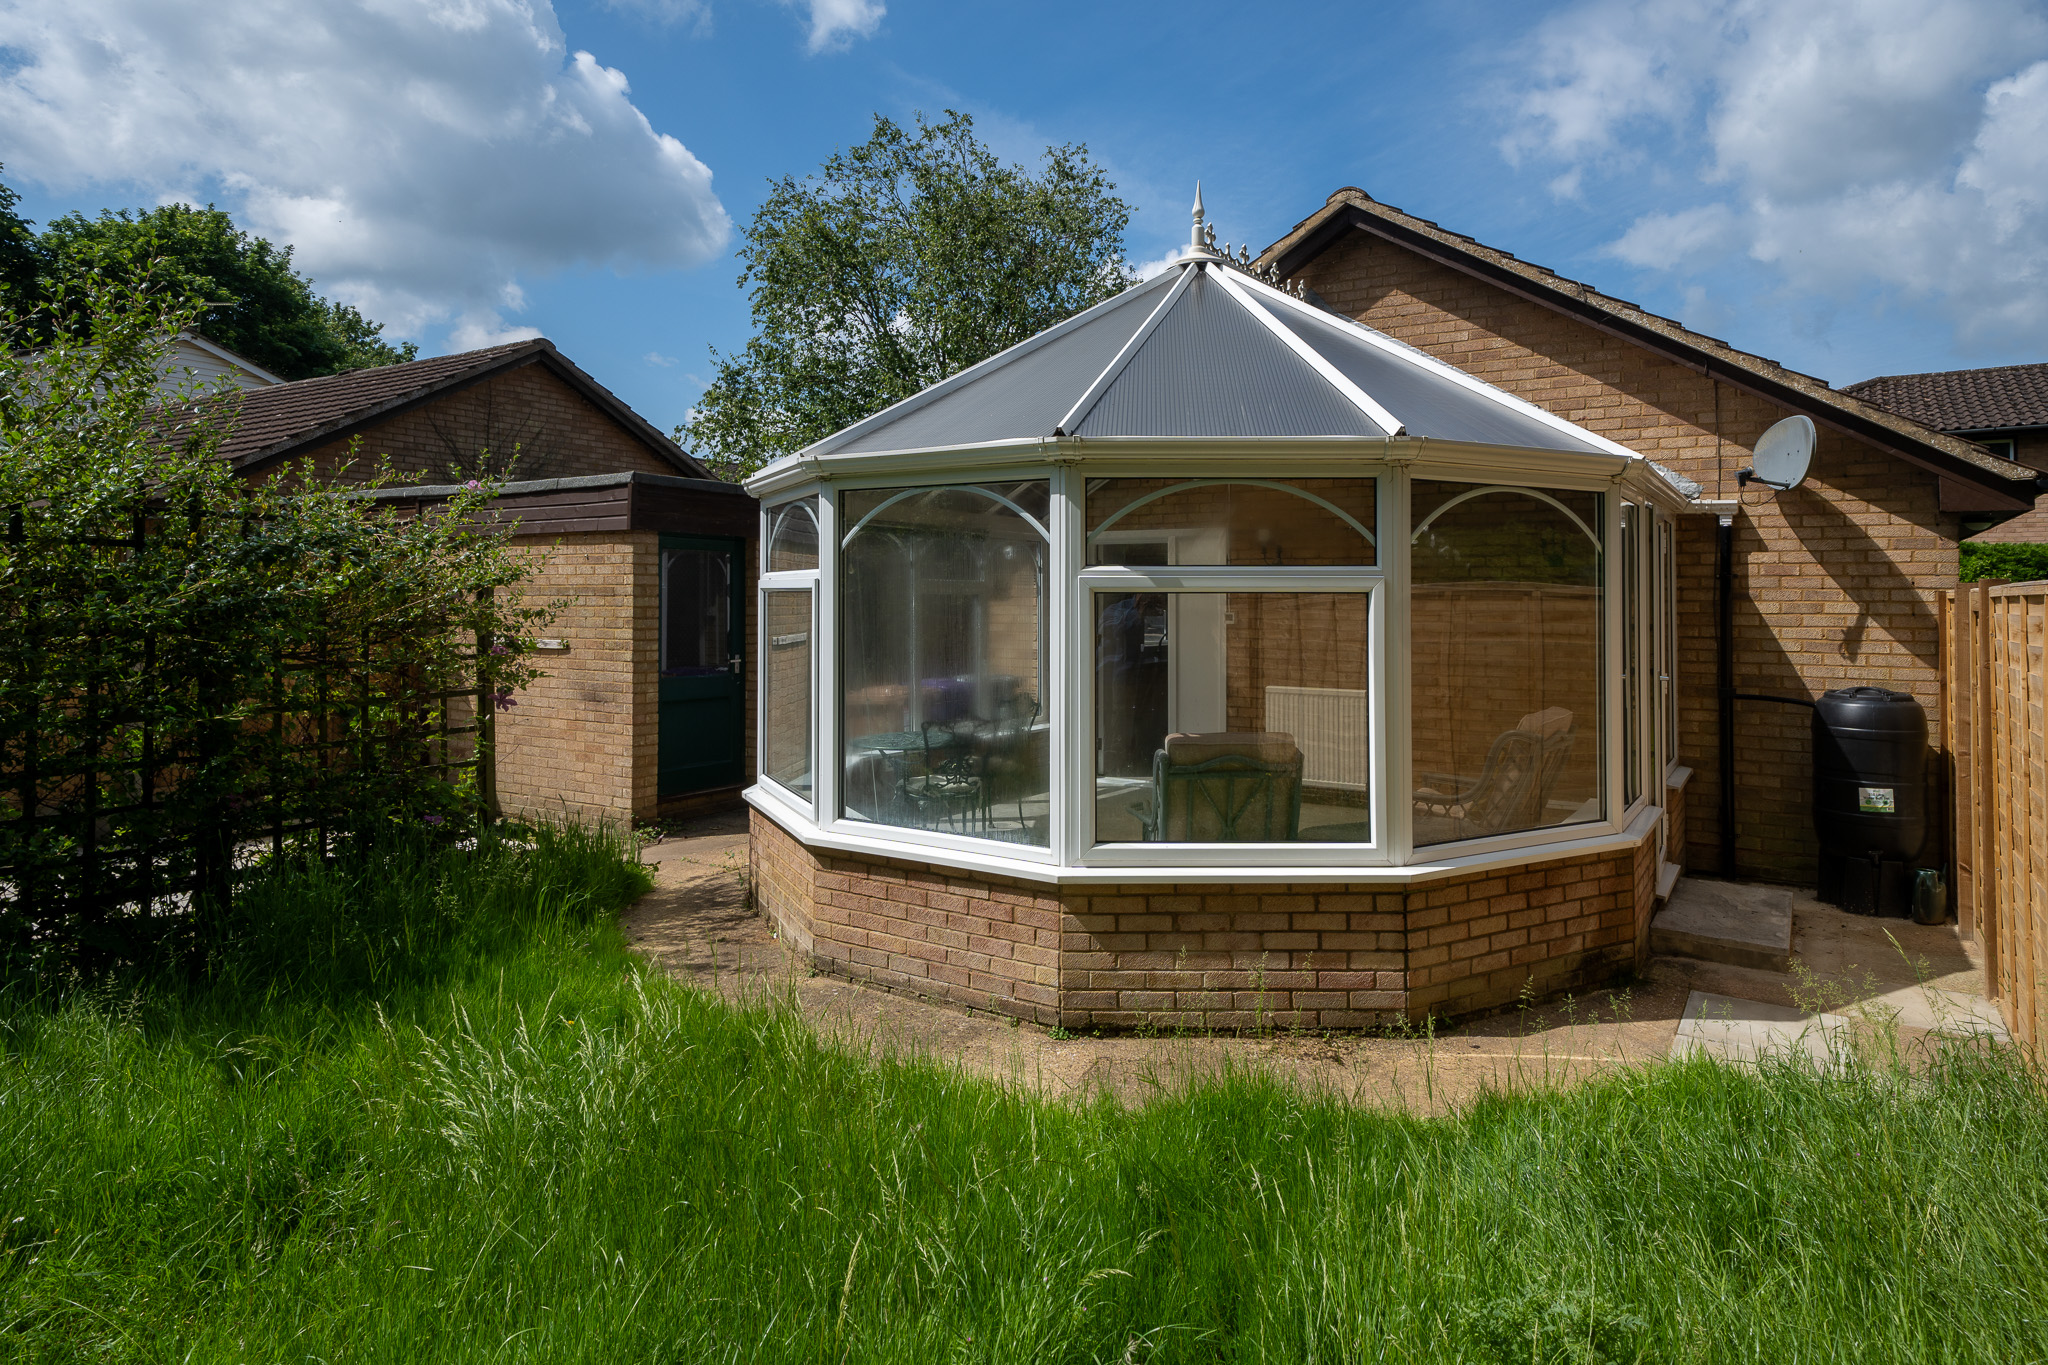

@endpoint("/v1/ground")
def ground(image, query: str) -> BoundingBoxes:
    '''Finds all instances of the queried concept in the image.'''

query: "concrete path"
[621,817,2009,1111]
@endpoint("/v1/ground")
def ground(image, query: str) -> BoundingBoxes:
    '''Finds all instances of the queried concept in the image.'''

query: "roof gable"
[1260,189,2035,508]
[216,339,708,479]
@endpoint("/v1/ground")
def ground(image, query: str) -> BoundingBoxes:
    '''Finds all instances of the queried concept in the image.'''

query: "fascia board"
[1212,268,1402,436]
[1249,273,1640,460]
[796,272,1179,460]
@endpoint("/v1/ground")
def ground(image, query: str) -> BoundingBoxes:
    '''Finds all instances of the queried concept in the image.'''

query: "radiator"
[1264,686,1370,790]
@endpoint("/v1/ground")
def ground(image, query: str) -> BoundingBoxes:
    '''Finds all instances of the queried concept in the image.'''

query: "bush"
[1959,540,2048,583]
[0,268,553,979]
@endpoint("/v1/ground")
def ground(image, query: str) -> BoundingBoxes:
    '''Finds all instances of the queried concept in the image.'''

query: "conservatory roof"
[772,204,1632,475]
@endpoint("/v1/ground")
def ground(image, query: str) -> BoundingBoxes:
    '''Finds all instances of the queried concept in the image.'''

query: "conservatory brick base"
[751,810,1662,1029]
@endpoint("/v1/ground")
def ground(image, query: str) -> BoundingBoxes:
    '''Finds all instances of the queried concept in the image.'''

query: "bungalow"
[739,187,2033,1030]
[215,339,757,825]
[1842,361,2048,545]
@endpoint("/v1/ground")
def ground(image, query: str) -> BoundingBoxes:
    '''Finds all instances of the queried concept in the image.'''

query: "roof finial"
[1191,182,1208,253]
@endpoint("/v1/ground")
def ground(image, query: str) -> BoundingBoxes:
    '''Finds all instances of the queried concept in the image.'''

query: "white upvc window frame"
[822,467,1063,866]
[757,490,822,810]
[1400,466,1628,863]
[748,445,1690,885]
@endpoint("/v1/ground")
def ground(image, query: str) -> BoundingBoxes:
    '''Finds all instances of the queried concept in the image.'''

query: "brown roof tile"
[1843,362,2048,434]
[169,338,707,479]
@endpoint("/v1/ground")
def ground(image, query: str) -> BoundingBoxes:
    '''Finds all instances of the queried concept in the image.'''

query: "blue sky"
[5,0,2047,436]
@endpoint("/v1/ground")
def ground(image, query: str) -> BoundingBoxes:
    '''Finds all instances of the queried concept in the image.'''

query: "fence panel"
[1946,579,2048,1053]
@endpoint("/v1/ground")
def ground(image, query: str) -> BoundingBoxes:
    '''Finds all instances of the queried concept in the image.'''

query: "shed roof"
[794,247,1623,467]
[1844,361,2048,435]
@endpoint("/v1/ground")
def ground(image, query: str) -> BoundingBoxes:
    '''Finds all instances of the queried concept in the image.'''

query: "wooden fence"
[1944,579,2046,1053]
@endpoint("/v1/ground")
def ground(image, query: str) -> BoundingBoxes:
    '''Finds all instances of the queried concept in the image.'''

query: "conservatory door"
[658,535,745,797]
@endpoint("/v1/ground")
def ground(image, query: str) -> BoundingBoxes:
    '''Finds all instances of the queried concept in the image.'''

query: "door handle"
[729,654,743,675]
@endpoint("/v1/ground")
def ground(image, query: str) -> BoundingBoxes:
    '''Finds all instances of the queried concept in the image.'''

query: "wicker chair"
[1413,707,1576,843]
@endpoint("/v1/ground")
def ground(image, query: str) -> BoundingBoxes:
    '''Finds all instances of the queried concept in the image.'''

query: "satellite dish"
[1739,415,1815,492]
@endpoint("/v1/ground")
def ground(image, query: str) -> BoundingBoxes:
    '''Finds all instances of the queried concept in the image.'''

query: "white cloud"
[1606,203,1740,269]
[1504,0,2048,353]
[785,0,884,53]
[644,350,678,366]
[0,0,731,347]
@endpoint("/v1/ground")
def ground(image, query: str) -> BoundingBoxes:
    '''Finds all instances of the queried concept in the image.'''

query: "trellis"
[0,499,499,971]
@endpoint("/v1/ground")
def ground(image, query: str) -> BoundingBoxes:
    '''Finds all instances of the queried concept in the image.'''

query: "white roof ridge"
[1056,261,1197,436]
[797,270,1177,461]
[1248,278,1640,461]
[1212,266,1403,437]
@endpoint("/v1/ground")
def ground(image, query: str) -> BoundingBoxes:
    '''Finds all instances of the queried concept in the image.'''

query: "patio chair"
[975,694,1042,837]
[1413,707,1576,842]
[1138,731,1303,842]
[900,719,985,833]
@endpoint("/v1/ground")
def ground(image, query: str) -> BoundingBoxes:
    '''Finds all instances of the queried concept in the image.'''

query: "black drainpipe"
[1717,510,1819,878]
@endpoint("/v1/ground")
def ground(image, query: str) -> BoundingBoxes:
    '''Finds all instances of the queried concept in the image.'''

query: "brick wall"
[1298,234,1956,883]
[495,532,656,824]
[295,361,678,485]
[751,810,1063,1024]
[753,808,1658,1029]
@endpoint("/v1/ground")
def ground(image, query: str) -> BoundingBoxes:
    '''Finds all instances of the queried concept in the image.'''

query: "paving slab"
[1670,991,1848,1066]
[1651,879,1793,971]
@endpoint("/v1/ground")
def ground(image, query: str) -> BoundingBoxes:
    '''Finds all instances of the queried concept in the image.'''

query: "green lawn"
[4,828,2045,1364]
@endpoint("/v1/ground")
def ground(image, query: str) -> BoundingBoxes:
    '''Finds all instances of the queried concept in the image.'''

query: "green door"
[658,535,745,797]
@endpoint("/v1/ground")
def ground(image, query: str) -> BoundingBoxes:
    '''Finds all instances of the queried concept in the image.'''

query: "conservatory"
[745,203,1696,1029]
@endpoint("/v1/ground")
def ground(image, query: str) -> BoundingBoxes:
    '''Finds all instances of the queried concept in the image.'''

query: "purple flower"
[493,689,517,711]
[490,642,509,657]
[424,814,446,826]
[465,479,481,491]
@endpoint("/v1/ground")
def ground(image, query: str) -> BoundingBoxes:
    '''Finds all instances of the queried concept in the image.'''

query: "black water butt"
[1813,687,1927,916]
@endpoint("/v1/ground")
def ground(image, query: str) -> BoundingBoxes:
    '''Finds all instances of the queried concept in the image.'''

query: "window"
[767,496,819,572]
[1622,501,1642,807]
[762,588,813,800]
[839,482,1050,847]
[1085,478,1378,848]
[1086,477,1376,566]
[1410,481,1604,846]
[1092,591,1372,843]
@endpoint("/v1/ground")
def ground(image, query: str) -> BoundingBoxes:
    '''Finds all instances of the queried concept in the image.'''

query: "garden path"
[623,810,2003,1114]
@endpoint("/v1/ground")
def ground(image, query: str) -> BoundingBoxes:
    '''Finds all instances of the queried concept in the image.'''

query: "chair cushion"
[1515,707,1574,737]
[1163,731,1301,765]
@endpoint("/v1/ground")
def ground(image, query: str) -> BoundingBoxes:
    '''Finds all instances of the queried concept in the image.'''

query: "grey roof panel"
[835,281,1165,453]
[1249,295,1606,454]
[1076,269,1384,438]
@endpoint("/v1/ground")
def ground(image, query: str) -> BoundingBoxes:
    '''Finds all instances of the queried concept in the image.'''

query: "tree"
[0,166,43,305]
[682,111,1133,480]
[34,202,416,379]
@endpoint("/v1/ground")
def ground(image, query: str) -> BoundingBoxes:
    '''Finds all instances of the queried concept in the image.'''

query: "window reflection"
[839,483,1050,847]
[1409,481,1603,846]
[763,589,812,801]
[767,497,819,573]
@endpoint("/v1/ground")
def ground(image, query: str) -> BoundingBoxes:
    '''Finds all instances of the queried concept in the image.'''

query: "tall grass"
[3,826,2045,1363]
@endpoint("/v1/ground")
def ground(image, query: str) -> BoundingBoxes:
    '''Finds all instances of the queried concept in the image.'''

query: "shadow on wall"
[1778,482,1942,675]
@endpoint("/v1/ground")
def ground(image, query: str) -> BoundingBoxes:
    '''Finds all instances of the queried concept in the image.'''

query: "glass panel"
[767,496,819,573]
[1094,591,1371,844]
[1623,502,1641,806]
[839,482,1050,847]
[1086,478,1376,566]
[763,588,813,801]
[1410,481,1603,847]
[1659,517,1677,771]
[662,548,730,677]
